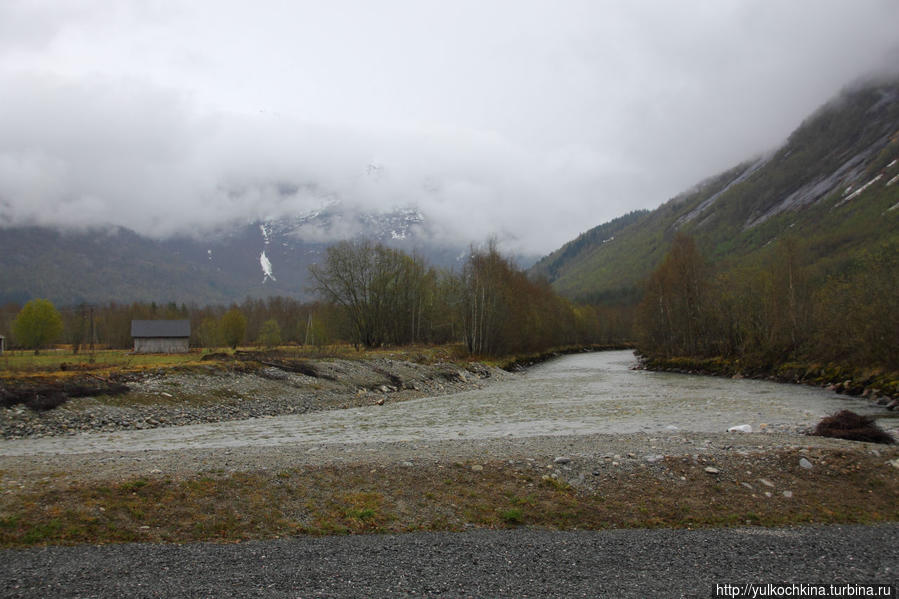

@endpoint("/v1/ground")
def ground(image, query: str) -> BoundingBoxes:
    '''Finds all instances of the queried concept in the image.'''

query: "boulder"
[727,424,752,433]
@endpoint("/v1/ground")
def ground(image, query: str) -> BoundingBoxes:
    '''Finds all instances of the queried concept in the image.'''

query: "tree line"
[310,239,610,355]
[1,240,615,357]
[635,233,899,371]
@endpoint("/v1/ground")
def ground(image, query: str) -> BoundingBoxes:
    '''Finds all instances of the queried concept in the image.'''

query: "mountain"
[0,202,468,305]
[532,77,899,303]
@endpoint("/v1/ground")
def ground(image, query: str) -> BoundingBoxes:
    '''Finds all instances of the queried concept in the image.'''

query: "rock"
[727,424,752,433]
[553,457,571,465]
[644,454,664,463]
[887,400,899,410]
[664,425,678,431]
[470,464,483,472]
[704,467,720,474]
[376,398,385,406]
[799,457,813,470]
[889,459,899,470]
[741,482,754,490]
[759,478,775,488]
[782,490,793,498]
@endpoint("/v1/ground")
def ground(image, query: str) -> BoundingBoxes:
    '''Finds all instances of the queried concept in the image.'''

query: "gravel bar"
[2,431,893,491]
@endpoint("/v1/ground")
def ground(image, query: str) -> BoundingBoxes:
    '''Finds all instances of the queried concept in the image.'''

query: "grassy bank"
[0,344,477,376]
[1,447,897,547]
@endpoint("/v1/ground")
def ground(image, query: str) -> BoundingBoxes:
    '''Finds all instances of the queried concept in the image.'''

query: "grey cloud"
[0,1,897,254]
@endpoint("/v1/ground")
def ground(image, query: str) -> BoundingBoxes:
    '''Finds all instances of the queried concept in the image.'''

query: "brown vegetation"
[1,448,896,547]
[813,410,895,445]
[636,235,899,373]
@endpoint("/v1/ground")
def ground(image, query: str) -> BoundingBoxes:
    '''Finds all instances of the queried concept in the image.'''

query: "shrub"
[812,410,895,444]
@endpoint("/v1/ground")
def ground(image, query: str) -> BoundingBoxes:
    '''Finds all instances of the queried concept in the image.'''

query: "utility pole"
[304,312,314,346]
[89,305,95,362]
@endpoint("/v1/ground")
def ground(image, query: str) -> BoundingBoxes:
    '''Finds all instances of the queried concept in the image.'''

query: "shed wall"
[133,337,189,354]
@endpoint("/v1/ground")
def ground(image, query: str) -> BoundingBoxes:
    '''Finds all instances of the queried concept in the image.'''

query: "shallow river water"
[0,350,890,456]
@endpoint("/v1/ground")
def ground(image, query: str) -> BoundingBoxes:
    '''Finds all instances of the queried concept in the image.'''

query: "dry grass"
[0,344,473,378]
[0,349,211,374]
[1,448,897,547]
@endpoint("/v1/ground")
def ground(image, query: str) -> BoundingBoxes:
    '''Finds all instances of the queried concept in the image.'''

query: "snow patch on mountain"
[838,173,883,206]
[260,251,276,283]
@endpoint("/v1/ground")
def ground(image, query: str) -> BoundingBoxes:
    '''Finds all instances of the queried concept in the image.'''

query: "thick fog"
[0,0,897,254]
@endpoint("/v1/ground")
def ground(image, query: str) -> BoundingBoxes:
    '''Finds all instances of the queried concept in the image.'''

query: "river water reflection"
[0,350,890,455]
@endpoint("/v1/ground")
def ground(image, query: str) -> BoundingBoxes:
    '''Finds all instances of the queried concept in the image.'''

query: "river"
[0,350,891,456]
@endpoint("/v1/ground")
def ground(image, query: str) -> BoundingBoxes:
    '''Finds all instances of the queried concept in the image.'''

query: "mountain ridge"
[0,204,469,305]
[531,76,899,303]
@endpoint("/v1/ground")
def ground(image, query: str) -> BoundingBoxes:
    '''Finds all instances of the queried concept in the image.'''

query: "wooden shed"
[131,320,191,354]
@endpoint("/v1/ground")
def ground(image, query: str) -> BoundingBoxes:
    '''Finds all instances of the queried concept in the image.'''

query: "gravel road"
[3,524,896,598]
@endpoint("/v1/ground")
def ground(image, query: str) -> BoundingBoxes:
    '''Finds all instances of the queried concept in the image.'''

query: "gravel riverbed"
[4,430,897,494]
[0,358,508,440]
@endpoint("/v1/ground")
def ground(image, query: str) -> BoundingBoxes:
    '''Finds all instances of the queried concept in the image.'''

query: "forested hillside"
[532,77,899,304]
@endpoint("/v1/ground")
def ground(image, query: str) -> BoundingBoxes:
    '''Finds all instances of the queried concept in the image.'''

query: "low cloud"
[0,1,897,254]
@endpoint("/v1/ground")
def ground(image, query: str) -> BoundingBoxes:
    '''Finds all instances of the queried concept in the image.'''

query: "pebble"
[553,457,571,465]
[704,467,720,474]
[799,458,813,470]
[0,358,506,440]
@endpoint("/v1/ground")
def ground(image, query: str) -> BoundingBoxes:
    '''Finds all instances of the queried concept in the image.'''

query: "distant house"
[131,320,191,354]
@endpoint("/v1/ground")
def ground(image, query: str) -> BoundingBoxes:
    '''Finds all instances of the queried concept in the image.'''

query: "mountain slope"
[532,77,899,302]
[0,204,465,305]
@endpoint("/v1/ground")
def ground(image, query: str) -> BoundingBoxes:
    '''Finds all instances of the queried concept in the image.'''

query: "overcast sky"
[1,1,897,254]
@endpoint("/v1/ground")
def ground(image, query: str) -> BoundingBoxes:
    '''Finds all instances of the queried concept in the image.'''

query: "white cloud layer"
[1,0,897,253]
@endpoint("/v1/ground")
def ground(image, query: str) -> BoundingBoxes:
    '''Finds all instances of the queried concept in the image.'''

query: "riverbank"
[3,350,898,548]
[636,354,899,409]
[0,354,509,439]
[496,343,635,371]
[0,432,897,547]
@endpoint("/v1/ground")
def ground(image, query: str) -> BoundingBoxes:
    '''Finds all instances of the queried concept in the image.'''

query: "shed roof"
[131,320,191,338]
